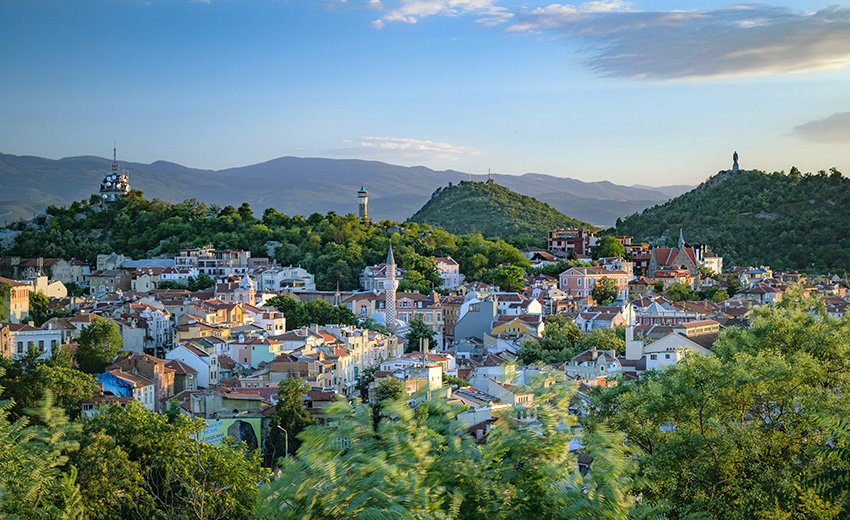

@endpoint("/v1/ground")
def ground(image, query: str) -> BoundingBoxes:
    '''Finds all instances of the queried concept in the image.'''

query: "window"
[38,340,44,351]
[17,342,23,354]
[650,354,657,360]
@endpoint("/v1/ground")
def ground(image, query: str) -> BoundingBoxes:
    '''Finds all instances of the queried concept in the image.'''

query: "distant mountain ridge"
[0,152,690,225]
[409,181,595,238]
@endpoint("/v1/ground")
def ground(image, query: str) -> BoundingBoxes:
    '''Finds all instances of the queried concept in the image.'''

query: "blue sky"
[2,0,849,186]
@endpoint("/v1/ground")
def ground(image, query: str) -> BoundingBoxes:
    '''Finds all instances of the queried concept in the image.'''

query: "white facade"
[7,324,63,361]
[255,266,316,292]
[166,344,220,388]
[434,257,465,289]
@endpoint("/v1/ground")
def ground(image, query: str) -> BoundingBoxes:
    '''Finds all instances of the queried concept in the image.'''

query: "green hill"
[613,168,850,272]
[408,181,596,238]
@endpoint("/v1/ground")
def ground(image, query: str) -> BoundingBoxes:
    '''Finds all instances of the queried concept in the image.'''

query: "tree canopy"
[588,291,850,518]
[257,371,635,520]
[75,317,123,373]
[613,168,850,272]
[3,191,538,292]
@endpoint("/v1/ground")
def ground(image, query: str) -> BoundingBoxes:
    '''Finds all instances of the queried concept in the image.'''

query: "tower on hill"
[100,145,131,204]
[358,186,368,219]
[732,151,739,172]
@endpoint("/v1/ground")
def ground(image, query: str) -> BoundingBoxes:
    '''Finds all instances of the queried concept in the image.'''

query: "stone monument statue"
[732,151,739,172]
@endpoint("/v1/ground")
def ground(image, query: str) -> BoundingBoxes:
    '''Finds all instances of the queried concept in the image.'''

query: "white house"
[5,323,63,361]
[434,257,465,289]
[166,343,220,388]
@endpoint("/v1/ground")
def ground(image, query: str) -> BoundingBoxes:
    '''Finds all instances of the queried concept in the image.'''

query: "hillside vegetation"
[1,191,532,292]
[613,168,850,272]
[409,181,595,238]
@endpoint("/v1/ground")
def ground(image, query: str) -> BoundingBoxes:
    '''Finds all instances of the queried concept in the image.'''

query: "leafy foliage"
[406,316,437,353]
[614,168,850,271]
[590,276,619,304]
[3,191,536,291]
[588,291,850,518]
[256,371,635,519]
[409,180,595,239]
[517,315,626,365]
[266,294,358,330]
[80,401,268,520]
[0,372,85,520]
[0,360,98,420]
[593,236,627,260]
[267,377,318,465]
[28,291,71,326]
[75,316,123,373]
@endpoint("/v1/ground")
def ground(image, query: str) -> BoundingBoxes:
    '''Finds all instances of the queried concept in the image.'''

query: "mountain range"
[0,152,691,226]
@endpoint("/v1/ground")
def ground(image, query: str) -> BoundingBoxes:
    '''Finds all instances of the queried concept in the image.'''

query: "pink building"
[558,267,629,300]
[434,257,465,289]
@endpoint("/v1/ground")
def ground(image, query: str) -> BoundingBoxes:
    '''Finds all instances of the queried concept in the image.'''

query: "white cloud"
[372,0,511,27]
[792,111,850,144]
[329,137,481,161]
[507,4,850,80]
[358,1,850,80]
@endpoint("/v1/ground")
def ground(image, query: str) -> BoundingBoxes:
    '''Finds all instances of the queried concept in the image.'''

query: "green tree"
[76,317,123,373]
[187,273,215,291]
[257,371,635,520]
[591,276,619,304]
[593,236,626,260]
[589,292,850,518]
[806,415,850,514]
[374,376,406,403]
[0,281,10,321]
[28,291,50,324]
[517,314,581,365]
[82,401,267,520]
[664,282,694,301]
[573,327,626,357]
[405,316,437,353]
[443,372,470,387]
[71,431,154,520]
[267,377,317,465]
[0,379,85,520]
[354,365,379,400]
[2,363,98,420]
[492,265,525,292]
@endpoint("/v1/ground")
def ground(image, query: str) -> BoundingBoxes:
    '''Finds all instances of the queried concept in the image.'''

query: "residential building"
[175,247,253,277]
[0,276,30,323]
[255,265,316,292]
[88,270,132,294]
[97,369,156,411]
[558,267,629,300]
[547,229,598,256]
[107,353,175,411]
[434,257,465,289]
[166,343,220,387]
[565,348,621,383]
[5,323,63,360]
[166,359,198,393]
[359,263,406,292]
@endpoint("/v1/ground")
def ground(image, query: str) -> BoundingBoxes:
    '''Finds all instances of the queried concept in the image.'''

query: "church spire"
[678,228,685,250]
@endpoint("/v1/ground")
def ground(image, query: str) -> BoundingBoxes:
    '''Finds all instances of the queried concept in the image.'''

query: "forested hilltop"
[409,181,595,238]
[1,190,533,292]
[613,167,850,272]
